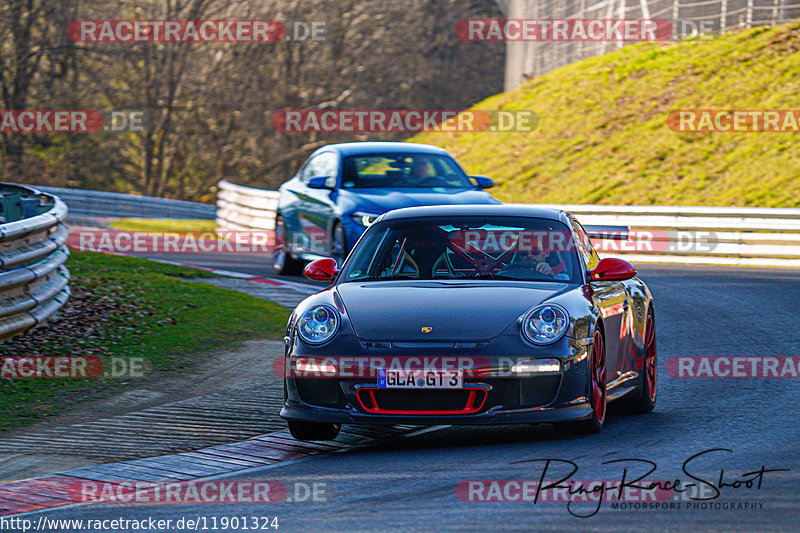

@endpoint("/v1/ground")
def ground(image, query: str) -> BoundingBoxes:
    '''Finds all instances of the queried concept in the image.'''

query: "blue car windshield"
[342,154,473,189]
[341,217,583,283]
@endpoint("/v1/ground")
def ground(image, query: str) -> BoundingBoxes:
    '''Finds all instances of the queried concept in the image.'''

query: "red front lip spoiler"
[355,386,488,415]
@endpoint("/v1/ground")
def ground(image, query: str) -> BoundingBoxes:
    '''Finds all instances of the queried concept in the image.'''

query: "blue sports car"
[272,142,500,274]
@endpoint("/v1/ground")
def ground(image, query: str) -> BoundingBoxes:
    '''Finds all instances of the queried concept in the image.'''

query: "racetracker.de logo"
[68,20,286,43]
[456,19,673,41]
[439,228,717,254]
[0,110,146,133]
[0,110,103,133]
[0,356,143,379]
[67,480,328,504]
[272,110,538,133]
[68,230,275,254]
[457,479,673,503]
[591,230,718,254]
[276,356,492,379]
[667,356,800,378]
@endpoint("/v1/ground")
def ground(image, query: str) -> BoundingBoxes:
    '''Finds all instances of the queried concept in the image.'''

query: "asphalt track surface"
[12,258,800,531]
[133,252,306,282]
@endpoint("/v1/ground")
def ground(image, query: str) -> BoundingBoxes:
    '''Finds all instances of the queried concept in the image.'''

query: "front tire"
[288,420,341,441]
[273,214,303,276]
[555,328,606,435]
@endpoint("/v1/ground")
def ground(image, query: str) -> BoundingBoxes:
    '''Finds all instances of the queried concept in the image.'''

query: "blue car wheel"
[331,222,347,268]
[273,214,303,275]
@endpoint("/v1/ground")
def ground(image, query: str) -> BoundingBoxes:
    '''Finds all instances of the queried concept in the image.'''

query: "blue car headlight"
[350,211,381,227]
[297,305,340,345]
[521,305,569,345]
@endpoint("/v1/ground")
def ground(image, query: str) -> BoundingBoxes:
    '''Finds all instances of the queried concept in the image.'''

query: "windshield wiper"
[347,275,417,282]
[472,273,565,282]
[471,273,522,280]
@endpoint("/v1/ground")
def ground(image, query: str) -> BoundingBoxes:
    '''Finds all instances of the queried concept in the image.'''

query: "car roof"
[379,204,570,223]
[318,142,450,157]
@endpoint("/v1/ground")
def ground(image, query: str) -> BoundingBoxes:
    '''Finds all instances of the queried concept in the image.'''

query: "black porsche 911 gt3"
[280,204,656,441]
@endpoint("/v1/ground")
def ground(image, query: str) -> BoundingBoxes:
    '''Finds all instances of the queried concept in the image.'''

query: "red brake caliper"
[646,315,657,402]
[593,330,606,423]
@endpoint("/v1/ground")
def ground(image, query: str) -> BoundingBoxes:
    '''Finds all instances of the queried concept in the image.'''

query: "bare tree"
[0,0,77,178]
[2,0,504,199]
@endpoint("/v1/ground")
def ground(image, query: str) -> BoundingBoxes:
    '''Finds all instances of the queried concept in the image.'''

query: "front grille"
[519,375,562,407]
[373,390,471,411]
[356,387,487,414]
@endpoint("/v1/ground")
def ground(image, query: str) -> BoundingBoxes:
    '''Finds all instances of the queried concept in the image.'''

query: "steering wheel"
[496,261,557,281]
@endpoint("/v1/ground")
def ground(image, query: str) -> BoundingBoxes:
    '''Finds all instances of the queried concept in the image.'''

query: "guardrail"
[216,179,800,268]
[37,186,216,220]
[518,204,800,268]
[216,180,279,231]
[0,184,71,341]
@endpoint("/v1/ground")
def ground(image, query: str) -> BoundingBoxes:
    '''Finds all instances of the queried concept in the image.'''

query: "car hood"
[337,280,573,342]
[339,188,499,214]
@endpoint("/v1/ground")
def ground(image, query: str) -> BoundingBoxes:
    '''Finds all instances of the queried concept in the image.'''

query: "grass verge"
[410,23,800,207]
[109,218,218,233]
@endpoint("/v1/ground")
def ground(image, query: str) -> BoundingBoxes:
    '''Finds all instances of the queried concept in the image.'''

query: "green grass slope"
[412,23,800,206]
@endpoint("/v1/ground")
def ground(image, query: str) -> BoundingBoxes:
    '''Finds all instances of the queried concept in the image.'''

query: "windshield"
[342,153,472,189]
[340,217,582,283]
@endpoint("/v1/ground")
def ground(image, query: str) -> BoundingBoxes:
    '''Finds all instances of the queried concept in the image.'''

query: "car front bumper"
[280,340,594,426]
[280,402,594,426]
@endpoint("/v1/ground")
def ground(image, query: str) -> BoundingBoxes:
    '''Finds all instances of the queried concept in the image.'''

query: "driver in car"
[407,157,433,185]
[512,243,570,281]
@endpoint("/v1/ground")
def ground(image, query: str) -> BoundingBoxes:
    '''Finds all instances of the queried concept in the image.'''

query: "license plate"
[377,369,463,389]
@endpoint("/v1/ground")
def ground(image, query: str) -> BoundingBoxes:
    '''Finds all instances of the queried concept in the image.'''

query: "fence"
[0,184,71,341]
[36,186,216,220]
[504,0,800,89]
[217,179,800,268]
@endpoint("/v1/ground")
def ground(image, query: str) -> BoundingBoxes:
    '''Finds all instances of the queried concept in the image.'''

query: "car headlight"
[521,305,569,345]
[350,211,380,227]
[297,305,340,345]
